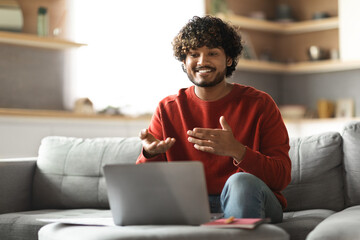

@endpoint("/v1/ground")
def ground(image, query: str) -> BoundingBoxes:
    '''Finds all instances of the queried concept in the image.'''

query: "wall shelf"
[236,59,360,74]
[220,14,339,34]
[206,0,359,74]
[236,59,285,73]
[0,31,86,50]
[229,12,359,75]
[0,108,151,120]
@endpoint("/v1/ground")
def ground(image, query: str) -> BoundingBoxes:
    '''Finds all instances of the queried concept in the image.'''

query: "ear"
[181,61,187,73]
[226,57,233,67]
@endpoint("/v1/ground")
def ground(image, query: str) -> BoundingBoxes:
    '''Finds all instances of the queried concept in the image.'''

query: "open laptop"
[103,161,211,226]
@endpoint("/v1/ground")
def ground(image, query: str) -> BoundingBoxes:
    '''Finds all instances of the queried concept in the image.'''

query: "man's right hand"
[139,129,176,158]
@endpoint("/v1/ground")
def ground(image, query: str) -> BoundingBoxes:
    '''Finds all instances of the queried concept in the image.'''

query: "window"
[66,0,205,115]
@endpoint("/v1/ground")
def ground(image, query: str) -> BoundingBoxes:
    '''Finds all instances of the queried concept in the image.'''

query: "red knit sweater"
[136,84,291,208]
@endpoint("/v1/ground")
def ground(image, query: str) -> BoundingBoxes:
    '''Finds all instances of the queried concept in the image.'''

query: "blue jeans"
[209,172,283,223]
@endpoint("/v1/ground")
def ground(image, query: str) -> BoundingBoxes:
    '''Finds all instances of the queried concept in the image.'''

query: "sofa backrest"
[283,131,344,212]
[32,136,142,209]
[342,122,360,207]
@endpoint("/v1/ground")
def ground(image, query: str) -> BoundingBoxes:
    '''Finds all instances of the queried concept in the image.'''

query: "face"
[183,46,232,88]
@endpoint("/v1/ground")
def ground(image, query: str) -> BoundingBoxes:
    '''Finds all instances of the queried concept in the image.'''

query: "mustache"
[194,66,216,71]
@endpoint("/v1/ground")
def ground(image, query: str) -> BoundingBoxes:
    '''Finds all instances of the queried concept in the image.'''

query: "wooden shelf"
[284,117,360,124]
[219,14,339,34]
[0,31,86,49]
[207,0,360,74]
[236,59,285,73]
[0,108,151,120]
[236,59,360,74]
[285,60,360,74]
[221,12,349,74]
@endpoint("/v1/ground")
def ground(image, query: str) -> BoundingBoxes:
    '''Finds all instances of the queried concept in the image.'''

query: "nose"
[197,53,208,66]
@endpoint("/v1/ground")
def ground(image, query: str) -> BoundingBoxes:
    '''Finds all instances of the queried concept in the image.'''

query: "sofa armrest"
[0,158,37,214]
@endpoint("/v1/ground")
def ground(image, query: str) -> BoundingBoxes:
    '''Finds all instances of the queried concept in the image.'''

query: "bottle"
[37,7,49,36]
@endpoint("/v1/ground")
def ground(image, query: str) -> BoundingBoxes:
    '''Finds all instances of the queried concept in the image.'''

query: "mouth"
[195,66,215,74]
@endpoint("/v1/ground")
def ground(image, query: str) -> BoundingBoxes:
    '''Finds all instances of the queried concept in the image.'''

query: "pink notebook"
[201,218,269,229]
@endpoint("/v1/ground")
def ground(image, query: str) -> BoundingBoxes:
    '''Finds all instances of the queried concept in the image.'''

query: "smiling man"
[136,16,291,223]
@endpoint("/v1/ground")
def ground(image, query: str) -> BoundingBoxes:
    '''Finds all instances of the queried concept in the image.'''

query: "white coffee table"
[39,223,289,240]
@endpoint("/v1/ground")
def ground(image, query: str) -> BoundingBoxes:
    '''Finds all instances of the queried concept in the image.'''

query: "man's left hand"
[187,116,246,161]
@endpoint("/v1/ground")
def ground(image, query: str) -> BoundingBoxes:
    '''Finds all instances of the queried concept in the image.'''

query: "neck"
[194,81,233,101]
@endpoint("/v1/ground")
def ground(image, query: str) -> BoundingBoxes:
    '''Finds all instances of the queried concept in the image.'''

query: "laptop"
[103,161,211,226]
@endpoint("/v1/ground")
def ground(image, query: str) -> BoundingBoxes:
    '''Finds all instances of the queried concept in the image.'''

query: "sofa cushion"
[342,122,360,207]
[283,132,344,211]
[277,209,335,240]
[32,136,142,209]
[306,205,360,240]
[0,209,111,240]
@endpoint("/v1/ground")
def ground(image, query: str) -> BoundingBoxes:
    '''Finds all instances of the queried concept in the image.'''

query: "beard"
[186,67,227,88]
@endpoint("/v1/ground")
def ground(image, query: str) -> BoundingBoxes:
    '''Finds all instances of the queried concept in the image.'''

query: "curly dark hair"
[172,15,242,77]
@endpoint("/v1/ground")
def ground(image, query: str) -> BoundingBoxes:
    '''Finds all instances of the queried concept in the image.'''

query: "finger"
[169,138,176,147]
[220,116,231,131]
[139,128,148,139]
[188,136,215,147]
[163,138,176,151]
[158,138,169,147]
[146,141,159,151]
[157,137,176,149]
[187,129,220,139]
[165,137,176,147]
[156,140,167,148]
[194,144,215,153]
[164,137,172,144]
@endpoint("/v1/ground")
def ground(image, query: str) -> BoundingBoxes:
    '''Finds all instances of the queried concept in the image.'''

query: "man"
[136,16,291,223]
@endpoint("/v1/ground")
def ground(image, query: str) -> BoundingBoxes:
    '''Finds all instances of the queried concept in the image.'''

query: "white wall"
[66,0,205,115]
[0,116,150,158]
[339,0,360,61]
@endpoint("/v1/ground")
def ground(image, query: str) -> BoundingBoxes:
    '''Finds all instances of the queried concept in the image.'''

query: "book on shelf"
[201,217,269,229]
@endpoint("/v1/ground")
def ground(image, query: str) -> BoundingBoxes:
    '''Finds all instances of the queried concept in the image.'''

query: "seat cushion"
[342,122,360,207]
[32,136,142,209]
[306,205,360,240]
[283,132,344,211]
[277,209,335,240]
[0,209,111,240]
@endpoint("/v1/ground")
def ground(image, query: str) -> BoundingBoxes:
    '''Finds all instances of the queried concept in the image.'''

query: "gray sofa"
[1,121,360,240]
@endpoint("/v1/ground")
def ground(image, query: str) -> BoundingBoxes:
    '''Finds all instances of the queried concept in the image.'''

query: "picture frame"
[335,99,354,118]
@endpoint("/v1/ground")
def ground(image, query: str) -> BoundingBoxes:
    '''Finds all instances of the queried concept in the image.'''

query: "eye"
[209,51,219,56]
[189,52,199,58]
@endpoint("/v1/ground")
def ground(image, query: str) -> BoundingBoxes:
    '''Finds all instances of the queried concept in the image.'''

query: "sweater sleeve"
[136,149,167,164]
[238,97,291,192]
